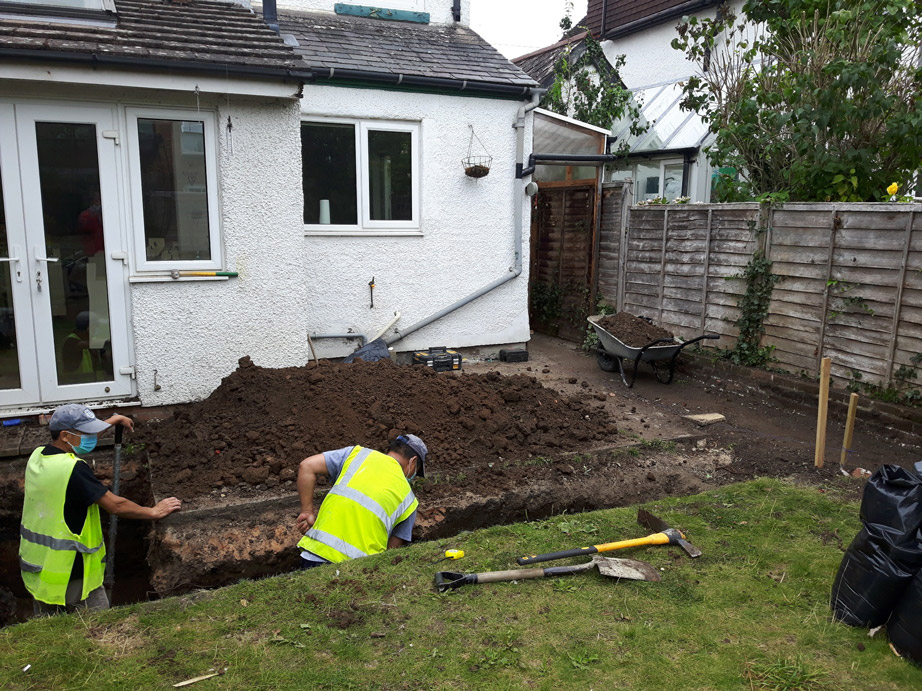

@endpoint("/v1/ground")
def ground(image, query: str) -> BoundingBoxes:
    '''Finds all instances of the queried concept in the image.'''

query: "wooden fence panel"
[608,202,922,391]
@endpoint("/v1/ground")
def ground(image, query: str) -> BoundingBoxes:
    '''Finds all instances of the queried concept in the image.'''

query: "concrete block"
[683,413,726,426]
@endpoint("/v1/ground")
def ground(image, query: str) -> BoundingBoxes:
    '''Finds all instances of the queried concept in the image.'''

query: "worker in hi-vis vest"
[19,404,181,614]
[296,434,427,568]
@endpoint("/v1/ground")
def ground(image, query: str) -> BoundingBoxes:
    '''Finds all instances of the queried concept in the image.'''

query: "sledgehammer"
[516,509,701,565]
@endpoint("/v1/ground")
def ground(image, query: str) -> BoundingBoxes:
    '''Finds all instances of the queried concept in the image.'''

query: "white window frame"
[632,157,685,204]
[302,117,420,236]
[125,107,222,272]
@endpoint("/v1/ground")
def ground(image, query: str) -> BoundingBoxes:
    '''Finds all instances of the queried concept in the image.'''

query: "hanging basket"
[463,125,492,178]
[462,155,492,178]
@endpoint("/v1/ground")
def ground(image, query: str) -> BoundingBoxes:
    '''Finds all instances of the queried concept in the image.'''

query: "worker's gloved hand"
[296,512,316,535]
[152,497,181,519]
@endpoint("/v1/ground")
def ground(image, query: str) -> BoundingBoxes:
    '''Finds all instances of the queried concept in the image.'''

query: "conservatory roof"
[612,78,712,154]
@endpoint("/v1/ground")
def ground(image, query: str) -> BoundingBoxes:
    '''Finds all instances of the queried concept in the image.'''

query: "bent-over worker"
[19,404,182,614]
[296,434,427,568]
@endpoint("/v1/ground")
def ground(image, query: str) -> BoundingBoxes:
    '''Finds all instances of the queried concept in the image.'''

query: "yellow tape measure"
[444,549,464,560]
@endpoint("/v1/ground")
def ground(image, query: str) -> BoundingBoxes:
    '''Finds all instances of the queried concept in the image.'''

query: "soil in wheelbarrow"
[139,356,621,505]
[597,313,676,348]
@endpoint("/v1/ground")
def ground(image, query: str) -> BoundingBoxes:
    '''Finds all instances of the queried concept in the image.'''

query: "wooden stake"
[840,392,859,467]
[815,357,832,468]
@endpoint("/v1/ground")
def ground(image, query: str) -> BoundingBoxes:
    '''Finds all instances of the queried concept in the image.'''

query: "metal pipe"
[262,0,279,34]
[386,88,546,346]
[453,0,461,22]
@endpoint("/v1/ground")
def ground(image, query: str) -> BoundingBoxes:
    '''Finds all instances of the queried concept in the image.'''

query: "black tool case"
[412,347,462,372]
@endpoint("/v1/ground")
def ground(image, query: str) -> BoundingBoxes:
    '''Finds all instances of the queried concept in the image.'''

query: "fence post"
[700,208,713,334]
[659,208,669,325]
[617,184,631,313]
[816,207,839,372]
[884,209,914,385]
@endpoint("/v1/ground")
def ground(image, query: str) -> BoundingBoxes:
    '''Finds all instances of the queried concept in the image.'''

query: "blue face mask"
[71,434,98,455]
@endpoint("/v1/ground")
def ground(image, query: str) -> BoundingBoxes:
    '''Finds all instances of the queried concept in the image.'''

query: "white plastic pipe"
[368,311,401,343]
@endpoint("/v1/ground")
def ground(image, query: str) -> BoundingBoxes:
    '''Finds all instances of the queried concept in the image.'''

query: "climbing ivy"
[729,250,781,367]
[542,8,646,147]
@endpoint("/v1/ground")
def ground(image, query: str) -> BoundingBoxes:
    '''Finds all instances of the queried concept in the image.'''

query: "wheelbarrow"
[587,314,718,388]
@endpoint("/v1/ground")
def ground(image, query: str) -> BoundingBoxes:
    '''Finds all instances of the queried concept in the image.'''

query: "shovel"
[434,555,660,592]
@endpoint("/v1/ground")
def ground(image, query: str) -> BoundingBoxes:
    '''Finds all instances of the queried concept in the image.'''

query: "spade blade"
[591,555,661,582]
[637,508,669,533]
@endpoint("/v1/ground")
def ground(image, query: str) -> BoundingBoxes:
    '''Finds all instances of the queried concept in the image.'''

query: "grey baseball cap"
[49,404,110,434]
[398,433,428,478]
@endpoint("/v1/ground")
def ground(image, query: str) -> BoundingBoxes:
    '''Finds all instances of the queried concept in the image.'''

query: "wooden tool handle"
[475,568,549,583]
[475,562,595,584]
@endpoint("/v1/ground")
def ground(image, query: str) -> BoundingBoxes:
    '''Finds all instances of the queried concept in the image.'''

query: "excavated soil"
[141,356,620,504]
[597,312,676,347]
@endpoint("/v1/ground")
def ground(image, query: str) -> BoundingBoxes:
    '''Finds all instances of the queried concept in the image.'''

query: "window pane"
[368,130,412,222]
[0,165,21,390]
[137,118,211,262]
[35,122,113,385]
[301,123,357,225]
[635,162,661,203]
[663,163,684,201]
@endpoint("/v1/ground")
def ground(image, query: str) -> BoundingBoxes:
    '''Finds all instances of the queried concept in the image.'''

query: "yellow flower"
[887,182,900,196]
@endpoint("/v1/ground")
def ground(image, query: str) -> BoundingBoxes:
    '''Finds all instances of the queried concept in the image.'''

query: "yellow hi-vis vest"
[298,446,418,563]
[19,447,106,605]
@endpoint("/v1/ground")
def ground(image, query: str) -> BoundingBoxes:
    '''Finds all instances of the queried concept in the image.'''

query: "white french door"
[0,102,133,408]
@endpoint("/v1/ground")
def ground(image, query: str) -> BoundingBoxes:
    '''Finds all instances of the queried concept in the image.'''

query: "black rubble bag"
[342,338,390,364]
[830,465,922,627]
[889,569,922,666]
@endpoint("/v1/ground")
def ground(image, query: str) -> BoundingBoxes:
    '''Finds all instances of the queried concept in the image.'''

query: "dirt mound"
[596,313,675,348]
[141,357,620,499]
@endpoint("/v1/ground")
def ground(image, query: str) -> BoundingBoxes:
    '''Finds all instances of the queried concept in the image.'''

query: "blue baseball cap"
[49,404,110,434]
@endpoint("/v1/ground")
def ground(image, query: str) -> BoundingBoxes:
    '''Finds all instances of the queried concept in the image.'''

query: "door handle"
[33,247,59,291]
[0,247,23,282]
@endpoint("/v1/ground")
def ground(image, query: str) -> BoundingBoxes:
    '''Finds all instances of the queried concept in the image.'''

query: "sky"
[469,0,589,60]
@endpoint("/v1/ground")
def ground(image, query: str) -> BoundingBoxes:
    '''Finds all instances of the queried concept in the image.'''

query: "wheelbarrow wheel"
[597,351,619,373]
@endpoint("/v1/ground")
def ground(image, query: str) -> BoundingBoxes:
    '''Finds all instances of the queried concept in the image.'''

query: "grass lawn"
[1,478,919,690]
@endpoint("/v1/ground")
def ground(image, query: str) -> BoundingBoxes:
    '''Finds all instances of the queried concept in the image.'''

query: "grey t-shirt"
[301,446,417,563]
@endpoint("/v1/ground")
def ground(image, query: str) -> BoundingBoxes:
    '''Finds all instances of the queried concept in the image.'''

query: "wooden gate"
[529,183,596,342]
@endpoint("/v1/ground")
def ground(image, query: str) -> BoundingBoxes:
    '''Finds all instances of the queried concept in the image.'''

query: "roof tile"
[0,0,300,75]
[280,10,536,88]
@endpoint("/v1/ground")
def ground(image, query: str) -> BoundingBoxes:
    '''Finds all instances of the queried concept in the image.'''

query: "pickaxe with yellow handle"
[516,509,701,566]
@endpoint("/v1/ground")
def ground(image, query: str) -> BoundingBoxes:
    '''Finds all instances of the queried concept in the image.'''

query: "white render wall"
[276,0,470,24]
[129,94,310,406]
[602,1,741,89]
[301,84,533,358]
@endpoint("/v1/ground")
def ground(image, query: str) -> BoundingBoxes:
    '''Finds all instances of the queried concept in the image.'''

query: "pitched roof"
[512,31,588,88]
[279,9,536,90]
[585,0,721,39]
[0,0,304,80]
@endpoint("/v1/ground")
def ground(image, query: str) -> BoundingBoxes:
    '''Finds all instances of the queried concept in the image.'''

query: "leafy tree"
[673,0,922,201]
[543,7,645,150]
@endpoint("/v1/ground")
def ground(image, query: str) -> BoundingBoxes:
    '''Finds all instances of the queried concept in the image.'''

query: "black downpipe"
[681,153,691,197]
[600,0,608,35]
[263,0,279,34]
[453,0,461,22]
[517,153,619,179]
